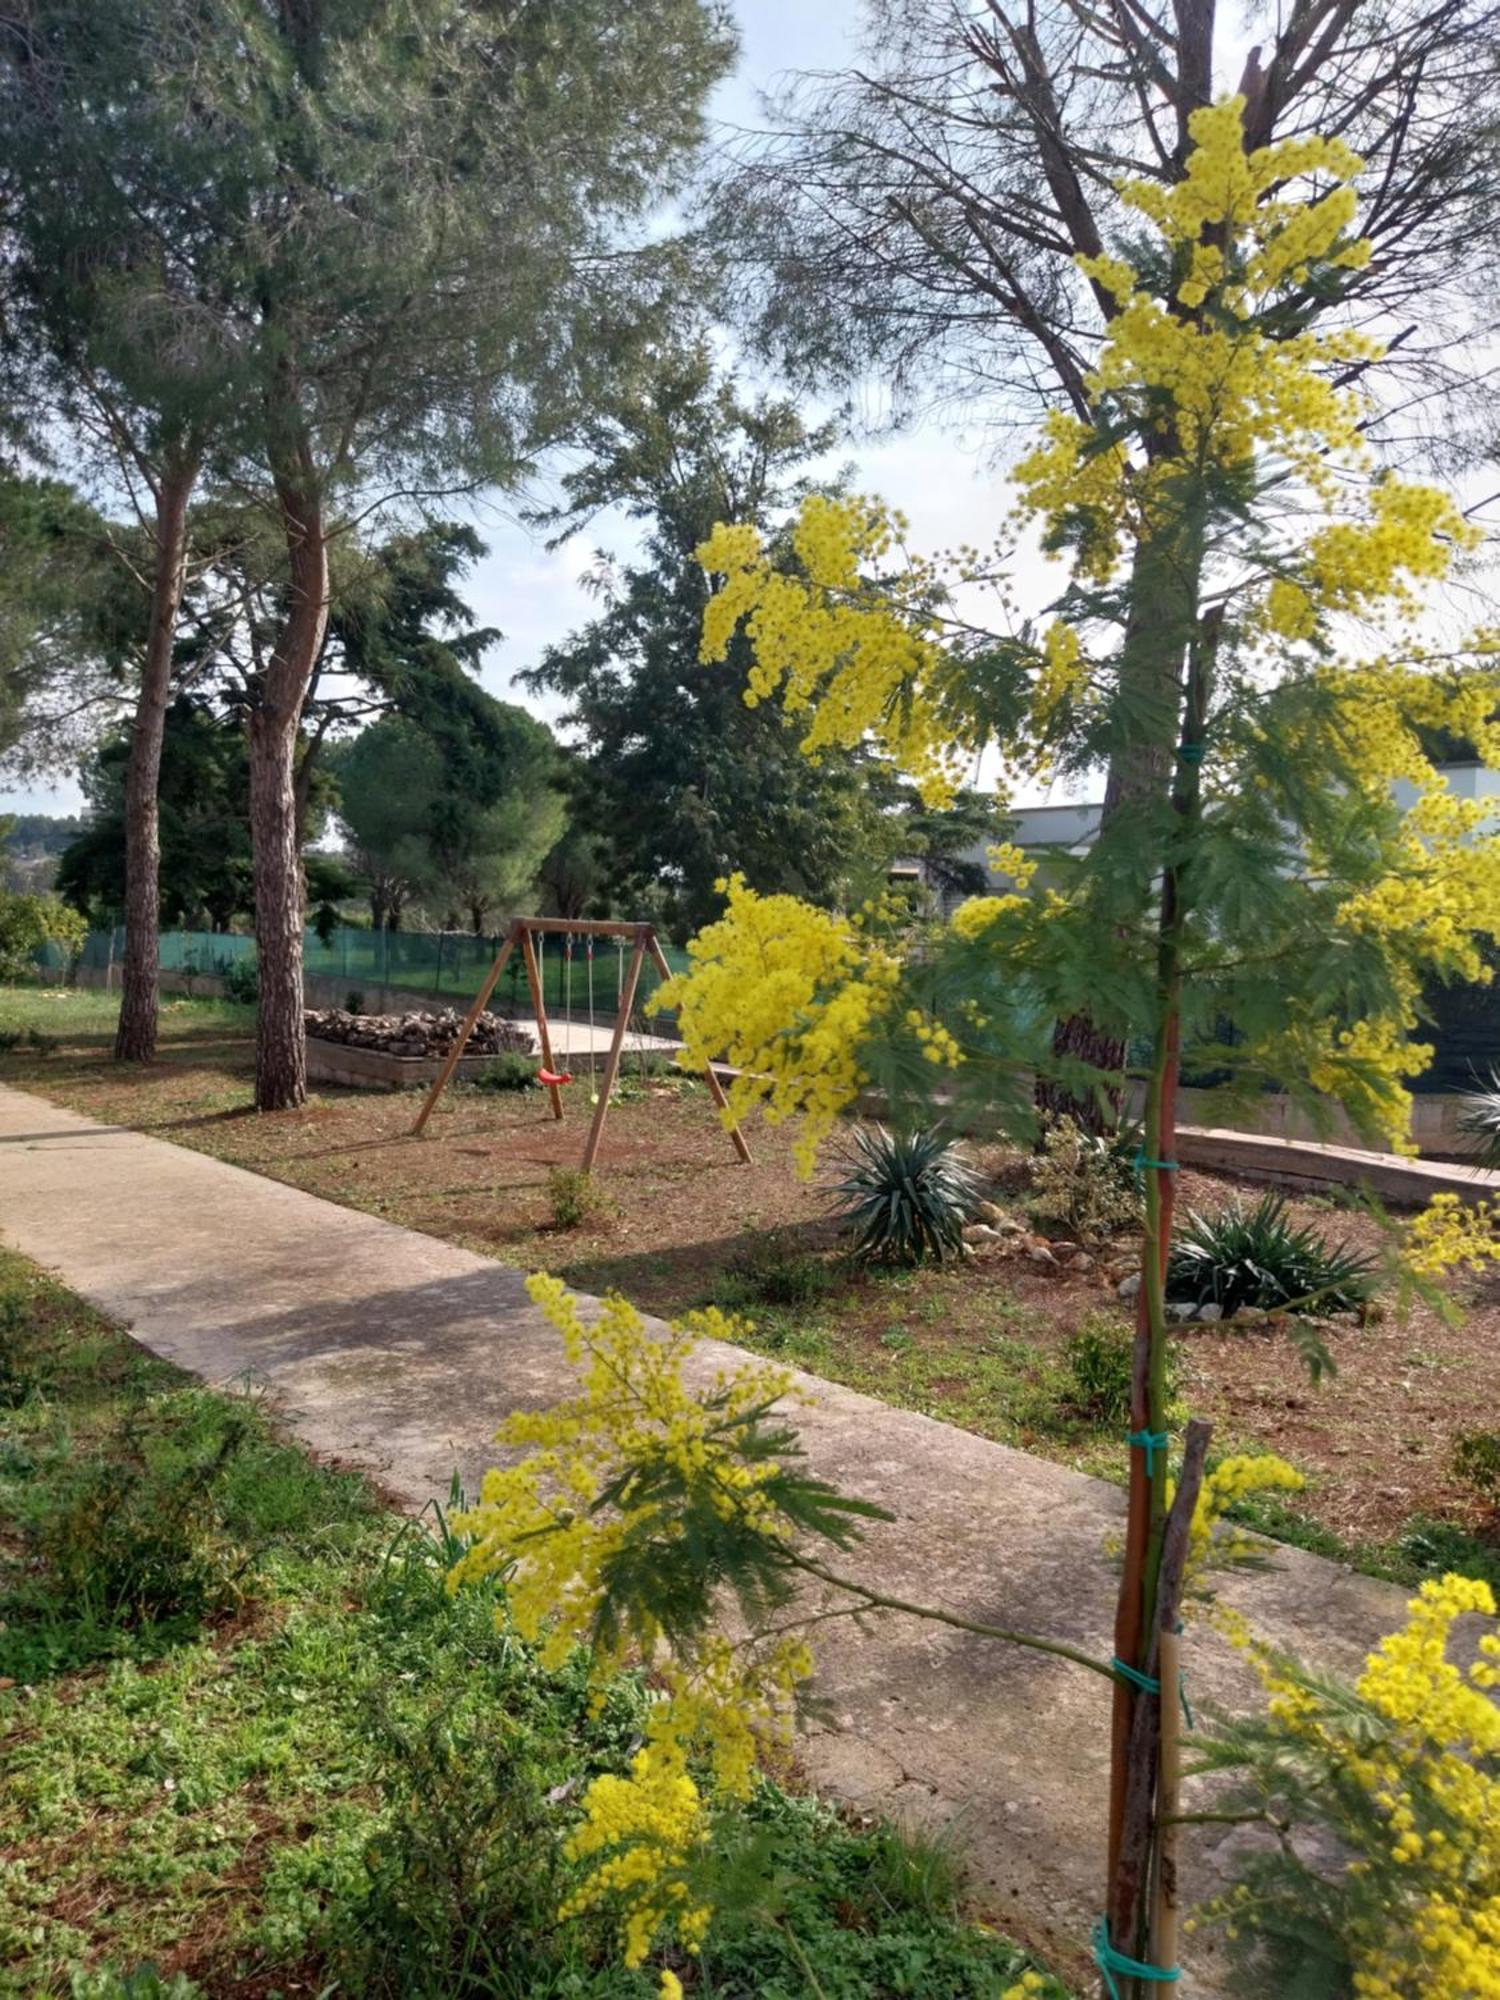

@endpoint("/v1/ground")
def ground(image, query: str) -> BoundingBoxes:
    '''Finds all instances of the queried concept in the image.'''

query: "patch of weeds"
[1221,1490,1500,1595]
[1056,1313,1183,1430]
[702,1788,1064,1999]
[546,1165,613,1231]
[1452,1428,1500,1510]
[714,1239,836,1311]
[470,1049,539,1093]
[1392,1514,1500,1594]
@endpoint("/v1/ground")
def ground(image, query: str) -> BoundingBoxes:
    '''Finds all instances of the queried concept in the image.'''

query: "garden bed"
[3,986,1499,1581]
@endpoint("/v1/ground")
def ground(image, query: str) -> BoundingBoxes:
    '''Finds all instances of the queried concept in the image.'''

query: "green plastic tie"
[1111,1654,1194,1729]
[1132,1147,1179,1178]
[1177,740,1206,764]
[1092,1918,1181,1999]
[1110,1656,1159,1696]
[1126,1427,1171,1476]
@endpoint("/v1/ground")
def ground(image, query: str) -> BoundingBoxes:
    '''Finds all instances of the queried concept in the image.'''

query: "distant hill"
[2,812,88,893]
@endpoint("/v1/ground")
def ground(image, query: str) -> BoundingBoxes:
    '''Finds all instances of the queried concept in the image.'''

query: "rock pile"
[304,1007,536,1060]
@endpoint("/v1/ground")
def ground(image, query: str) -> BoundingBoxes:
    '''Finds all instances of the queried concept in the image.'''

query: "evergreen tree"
[523,346,902,940]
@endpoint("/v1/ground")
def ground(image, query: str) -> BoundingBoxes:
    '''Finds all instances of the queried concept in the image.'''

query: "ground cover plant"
[0,1245,1062,1999]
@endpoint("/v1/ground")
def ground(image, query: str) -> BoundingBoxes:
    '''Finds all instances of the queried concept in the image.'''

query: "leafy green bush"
[1028,1115,1142,1243]
[828,1125,980,1266]
[1060,1313,1182,1427]
[1453,1428,1500,1508]
[547,1166,609,1231]
[215,954,259,1006]
[0,889,86,980]
[345,989,366,1015]
[1166,1190,1377,1317]
[471,1049,538,1092]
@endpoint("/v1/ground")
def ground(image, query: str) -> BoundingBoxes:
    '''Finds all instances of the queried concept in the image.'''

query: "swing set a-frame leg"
[645,935,752,1165]
[581,929,646,1171]
[411,922,519,1137]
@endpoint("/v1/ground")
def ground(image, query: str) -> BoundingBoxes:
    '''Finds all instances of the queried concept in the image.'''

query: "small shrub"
[345,988,366,1014]
[1167,1191,1377,1317]
[1453,1428,1500,1508]
[828,1124,981,1266]
[25,1026,58,1056]
[546,1165,609,1230]
[1028,1115,1142,1244]
[1060,1313,1182,1427]
[326,1702,579,1996]
[718,1240,834,1309]
[216,954,259,1005]
[471,1049,538,1093]
[0,1028,23,1053]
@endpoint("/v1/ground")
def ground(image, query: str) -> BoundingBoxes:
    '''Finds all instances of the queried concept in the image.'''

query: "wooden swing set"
[411,916,752,1171]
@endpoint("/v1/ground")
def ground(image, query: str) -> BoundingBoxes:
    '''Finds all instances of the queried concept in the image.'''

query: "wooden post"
[521,927,564,1123]
[581,929,647,1172]
[410,923,518,1137]
[646,935,752,1165]
[1152,1624,1183,1978]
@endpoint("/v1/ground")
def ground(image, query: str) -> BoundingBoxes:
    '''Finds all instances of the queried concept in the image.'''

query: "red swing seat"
[538,1067,573,1087]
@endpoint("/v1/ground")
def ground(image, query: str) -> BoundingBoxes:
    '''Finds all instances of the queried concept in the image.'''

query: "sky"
[3,0,1030,820]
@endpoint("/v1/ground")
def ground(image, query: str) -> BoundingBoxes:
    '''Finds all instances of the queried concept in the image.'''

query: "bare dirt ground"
[4,993,1497,1559]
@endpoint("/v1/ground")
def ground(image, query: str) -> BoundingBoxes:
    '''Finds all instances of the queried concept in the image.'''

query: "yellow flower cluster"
[1246,1574,1500,1998]
[1013,95,1473,747]
[650,873,903,1173]
[1172,1452,1306,1586]
[951,893,1027,941]
[1405,1193,1500,1279]
[559,1745,713,1968]
[452,1274,822,1968]
[451,1273,798,1668]
[697,496,966,804]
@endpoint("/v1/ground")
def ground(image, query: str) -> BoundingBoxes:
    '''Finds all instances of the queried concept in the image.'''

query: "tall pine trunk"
[250,444,328,1111]
[113,452,199,1063]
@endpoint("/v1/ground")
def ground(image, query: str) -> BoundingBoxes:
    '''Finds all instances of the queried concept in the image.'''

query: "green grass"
[0,1248,1067,1999]
[1221,1488,1500,1595]
[0,986,253,1047]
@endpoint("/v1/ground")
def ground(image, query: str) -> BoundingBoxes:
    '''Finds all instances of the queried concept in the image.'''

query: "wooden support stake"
[411,924,518,1137]
[580,930,646,1172]
[1151,1625,1183,1978]
[521,927,564,1122]
[646,936,752,1165]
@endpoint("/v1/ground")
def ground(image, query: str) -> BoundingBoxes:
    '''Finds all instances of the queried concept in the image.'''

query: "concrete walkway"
[0,1082,1424,1991]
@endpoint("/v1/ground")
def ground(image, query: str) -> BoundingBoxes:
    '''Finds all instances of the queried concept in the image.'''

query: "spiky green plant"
[1457,1068,1500,1168]
[827,1125,982,1266]
[1166,1192,1377,1318]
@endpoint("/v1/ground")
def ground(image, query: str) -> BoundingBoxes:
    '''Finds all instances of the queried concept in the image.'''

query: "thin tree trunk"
[1035,514,1187,1135]
[113,450,200,1063]
[250,439,329,1111]
[1103,584,1213,1998]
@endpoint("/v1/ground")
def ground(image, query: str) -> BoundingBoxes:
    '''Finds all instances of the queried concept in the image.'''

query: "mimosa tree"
[452,101,1500,1999]
[658,99,1500,1987]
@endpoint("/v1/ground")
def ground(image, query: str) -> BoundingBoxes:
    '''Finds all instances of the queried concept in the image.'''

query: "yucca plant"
[1166,1191,1377,1318]
[826,1124,982,1266]
[1457,1068,1500,1168]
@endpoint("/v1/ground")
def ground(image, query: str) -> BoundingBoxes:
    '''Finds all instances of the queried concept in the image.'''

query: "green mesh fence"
[61,925,689,1028]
